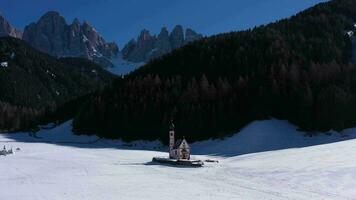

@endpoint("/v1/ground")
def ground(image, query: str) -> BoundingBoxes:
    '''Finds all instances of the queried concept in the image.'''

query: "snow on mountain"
[107,55,144,75]
[1,119,356,200]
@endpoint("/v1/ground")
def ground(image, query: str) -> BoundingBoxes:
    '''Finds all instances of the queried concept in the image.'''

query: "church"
[169,121,190,160]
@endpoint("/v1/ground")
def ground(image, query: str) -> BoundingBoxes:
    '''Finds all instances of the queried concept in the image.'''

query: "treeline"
[73,62,356,142]
[73,0,356,143]
[0,101,44,131]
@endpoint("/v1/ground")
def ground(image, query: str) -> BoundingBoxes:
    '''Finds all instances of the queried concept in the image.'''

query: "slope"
[0,37,115,131]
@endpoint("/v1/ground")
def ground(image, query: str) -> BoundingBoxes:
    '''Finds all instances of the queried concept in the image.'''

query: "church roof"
[173,138,189,149]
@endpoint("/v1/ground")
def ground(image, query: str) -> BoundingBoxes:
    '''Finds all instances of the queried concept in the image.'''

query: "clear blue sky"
[0,0,326,47]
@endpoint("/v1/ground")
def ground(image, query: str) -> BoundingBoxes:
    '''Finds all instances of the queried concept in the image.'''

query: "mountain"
[0,37,115,131]
[0,13,22,38]
[73,0,356,142]
[121,25,203,63]
[22,11,119,67]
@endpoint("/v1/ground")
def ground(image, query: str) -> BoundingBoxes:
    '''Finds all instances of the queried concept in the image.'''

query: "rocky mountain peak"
[23,11,118,67]
[82,21,95,31]
[158,27,169,39]
[37,11,67,31]
[72,18,81,26]
[41,11,61,18]
[122,25,203,63]
[185,28,203,44]
[0,13,22,38]
[170,25,184,49]
[138,29,153,42]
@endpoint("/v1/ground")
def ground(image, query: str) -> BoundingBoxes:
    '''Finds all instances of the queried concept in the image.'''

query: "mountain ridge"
[0,14,22,38]
[22,11,119,67]
[122,25,203,63]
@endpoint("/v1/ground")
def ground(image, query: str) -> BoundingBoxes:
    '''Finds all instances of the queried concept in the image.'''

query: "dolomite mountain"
[0,13,22,38]
[122,25,203,63]
[22,11,119,66]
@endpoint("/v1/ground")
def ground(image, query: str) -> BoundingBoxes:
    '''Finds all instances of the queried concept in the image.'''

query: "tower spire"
[169,119,175,159]
[169,119,175,131]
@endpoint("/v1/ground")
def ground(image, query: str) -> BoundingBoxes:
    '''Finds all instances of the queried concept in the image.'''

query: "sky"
[0,0,326,47]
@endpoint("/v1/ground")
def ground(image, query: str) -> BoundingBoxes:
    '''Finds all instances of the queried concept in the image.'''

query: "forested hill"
[73,0,356,142]
[0,37,115,131]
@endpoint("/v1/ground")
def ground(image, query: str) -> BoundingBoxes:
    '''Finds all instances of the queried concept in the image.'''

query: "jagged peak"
[186,28,197,34]
[0,12,22,38]
[36,11,67,28]
[82,21,97,32]
[22,11,118,63]
[185,28,203,38]
[122,25,203,62]
[161,27,169,32]
[140,29,150,34]
[82,20,91,26]
[171,25,184,32]
[138,29,152,41]
[40,11,62,20]
[72,18,81,25]
[158,27,169,36]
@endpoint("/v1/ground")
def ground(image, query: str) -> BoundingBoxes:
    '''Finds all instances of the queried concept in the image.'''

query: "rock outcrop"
[185,28,202,45]
[122,25,202,63]
[0,14,22,38]
[169,25,184,50]
[23,11,118,66]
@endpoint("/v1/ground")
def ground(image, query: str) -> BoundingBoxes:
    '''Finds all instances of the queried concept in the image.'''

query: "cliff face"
[23,12,118,65]
[122,25,203,62]
[0,14,22,38]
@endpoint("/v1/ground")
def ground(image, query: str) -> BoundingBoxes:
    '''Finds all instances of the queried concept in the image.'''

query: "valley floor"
[1,120,356,200]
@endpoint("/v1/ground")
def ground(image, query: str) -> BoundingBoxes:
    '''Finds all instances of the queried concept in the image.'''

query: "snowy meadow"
[1,120,356,200]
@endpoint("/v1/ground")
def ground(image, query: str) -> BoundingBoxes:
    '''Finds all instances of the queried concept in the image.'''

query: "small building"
[346,31,354,37]
[0,62,8,68]
[169,121,190,160]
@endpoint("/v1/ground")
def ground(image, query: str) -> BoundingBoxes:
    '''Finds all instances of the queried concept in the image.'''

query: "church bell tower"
[169,120,175,158]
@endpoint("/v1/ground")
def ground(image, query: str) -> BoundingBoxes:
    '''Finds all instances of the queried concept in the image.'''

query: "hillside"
[73,0,356,142]
[0,37,115,131]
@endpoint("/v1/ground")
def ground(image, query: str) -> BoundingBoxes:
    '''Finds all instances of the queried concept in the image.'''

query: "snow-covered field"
[1,119,356,200]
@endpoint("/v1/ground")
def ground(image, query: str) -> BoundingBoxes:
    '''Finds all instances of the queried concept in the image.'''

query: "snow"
[1,119,356,200]
[347,31,354,37]
[1,61,8,67]
[106,54,144,75]
[193,119,356,156]
[83,35,89,42]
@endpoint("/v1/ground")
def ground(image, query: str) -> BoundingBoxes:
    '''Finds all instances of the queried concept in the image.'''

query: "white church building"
[169,121,190,160]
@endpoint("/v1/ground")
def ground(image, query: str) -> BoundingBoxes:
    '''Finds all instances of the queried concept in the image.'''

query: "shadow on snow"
[1,119,356,158]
